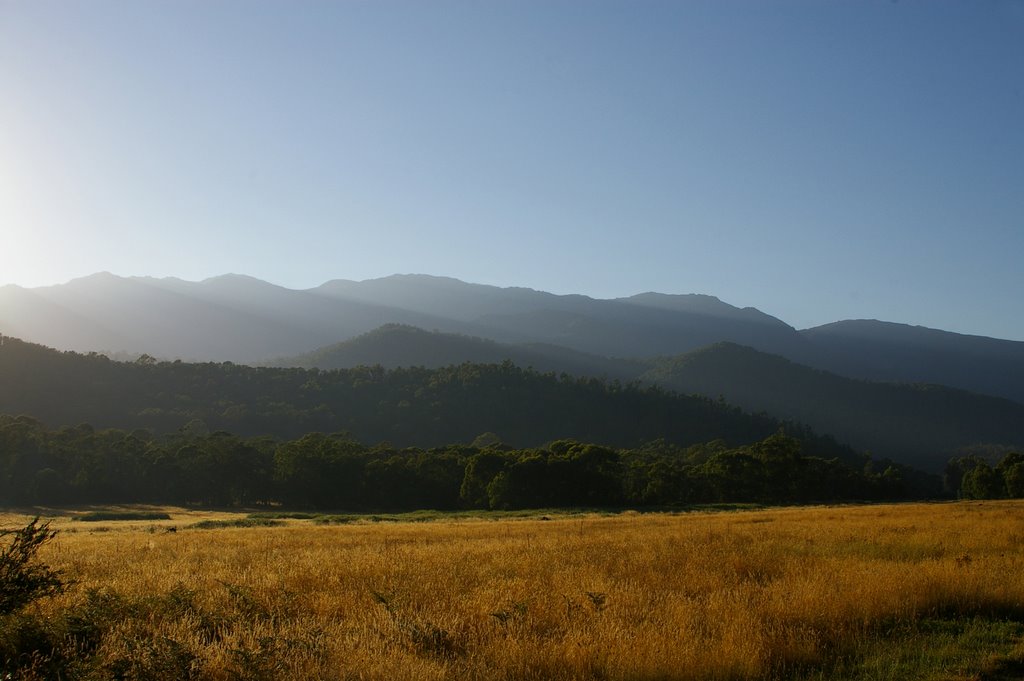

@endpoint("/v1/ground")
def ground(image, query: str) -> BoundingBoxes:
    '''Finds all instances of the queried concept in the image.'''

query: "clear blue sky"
[1,0,1022,339]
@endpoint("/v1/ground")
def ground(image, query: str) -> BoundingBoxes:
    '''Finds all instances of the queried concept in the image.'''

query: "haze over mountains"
[3,271,1024,469]
[1,272,809,362]
[2,272,1022,398]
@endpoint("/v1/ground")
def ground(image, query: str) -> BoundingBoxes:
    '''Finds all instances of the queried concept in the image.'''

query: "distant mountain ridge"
[2,272,1023,403]
[798,320,1024,404]
[0,273,483,362]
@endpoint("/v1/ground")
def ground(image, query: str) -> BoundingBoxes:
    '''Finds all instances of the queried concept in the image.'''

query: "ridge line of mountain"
[2,272,1022,406]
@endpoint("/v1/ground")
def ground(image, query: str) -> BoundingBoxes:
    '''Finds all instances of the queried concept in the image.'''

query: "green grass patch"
[74,511,172,522]
[189,518,283,530]
[247,506,774,525]
[240,505,771,526]
[310,508,603,524]
[246,511,319,520]
[311,514,360,525]
[800,616,1024,681]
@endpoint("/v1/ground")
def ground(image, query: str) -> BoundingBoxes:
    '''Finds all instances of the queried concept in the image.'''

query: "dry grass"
[5,501,1024,680]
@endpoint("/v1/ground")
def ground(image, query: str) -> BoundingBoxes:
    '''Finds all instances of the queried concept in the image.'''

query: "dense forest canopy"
[3,335,1021,508]
[0,415,948,509]
[4,322,1023,472]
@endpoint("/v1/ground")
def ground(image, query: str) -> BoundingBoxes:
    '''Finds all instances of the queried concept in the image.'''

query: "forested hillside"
[5,334,957,509]
[0,336,848,458]
[4,333,1021,472]
[276,328,1024,469]
[644,343,1024,470]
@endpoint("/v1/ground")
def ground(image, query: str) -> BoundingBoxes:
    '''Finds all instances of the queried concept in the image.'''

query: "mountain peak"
[66,271,124,285]
[803,318,1018,344]
[194,274,295,295]
[200,273,268,285]
[618,292,790,328]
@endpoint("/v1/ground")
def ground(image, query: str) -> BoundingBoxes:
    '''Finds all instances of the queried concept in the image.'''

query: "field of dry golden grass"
[4,501,1024,680]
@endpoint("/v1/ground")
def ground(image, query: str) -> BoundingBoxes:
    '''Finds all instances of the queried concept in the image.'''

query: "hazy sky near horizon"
[1,1,1022,339]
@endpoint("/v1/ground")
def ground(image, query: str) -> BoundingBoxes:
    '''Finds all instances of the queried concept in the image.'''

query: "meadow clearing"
[2,501,1024,680]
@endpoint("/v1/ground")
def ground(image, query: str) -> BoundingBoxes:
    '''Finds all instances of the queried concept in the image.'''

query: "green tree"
[997,452,1024,498]
[960,462,1003,500]
[274,433,366,508]
[487,454,549,509]
[459,450,507,508]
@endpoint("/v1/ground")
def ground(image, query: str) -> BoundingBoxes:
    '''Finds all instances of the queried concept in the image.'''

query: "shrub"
[0,518,65,615]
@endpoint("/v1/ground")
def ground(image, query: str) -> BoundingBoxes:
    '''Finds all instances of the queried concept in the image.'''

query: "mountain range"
[2,272,1023,469]
[3,272,1022,399]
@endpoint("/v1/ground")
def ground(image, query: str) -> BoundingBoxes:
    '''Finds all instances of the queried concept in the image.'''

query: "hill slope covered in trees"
[0,336,848,459]
[643,343,1024,470]
[271,327,1024,470]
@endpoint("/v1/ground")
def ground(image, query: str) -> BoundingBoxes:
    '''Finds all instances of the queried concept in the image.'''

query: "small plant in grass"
[490,600,529,624]
[0,518,70,679]
[370,590,462,659]
[102,634,199,681]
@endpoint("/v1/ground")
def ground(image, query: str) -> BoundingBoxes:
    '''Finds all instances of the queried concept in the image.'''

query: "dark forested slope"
[272,327,1024,471]
[643,343,1024,470]
[0,336,849,458]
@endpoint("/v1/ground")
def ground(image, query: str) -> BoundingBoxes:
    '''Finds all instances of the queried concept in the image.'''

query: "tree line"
[945,452,1024,500]
[0,415,942,509]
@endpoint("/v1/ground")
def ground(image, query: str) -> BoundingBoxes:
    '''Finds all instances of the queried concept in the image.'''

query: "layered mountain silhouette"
[314,274,806,359]
[3,272,1024,467]
[0,273,809,361]
[0,273,480,362]
[4,272,1022,403]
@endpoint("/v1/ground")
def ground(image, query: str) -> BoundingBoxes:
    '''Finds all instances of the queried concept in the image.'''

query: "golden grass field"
[3,502,1024,680]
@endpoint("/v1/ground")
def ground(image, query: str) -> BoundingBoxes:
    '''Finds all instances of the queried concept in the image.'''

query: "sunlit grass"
[3,501,1023,680]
